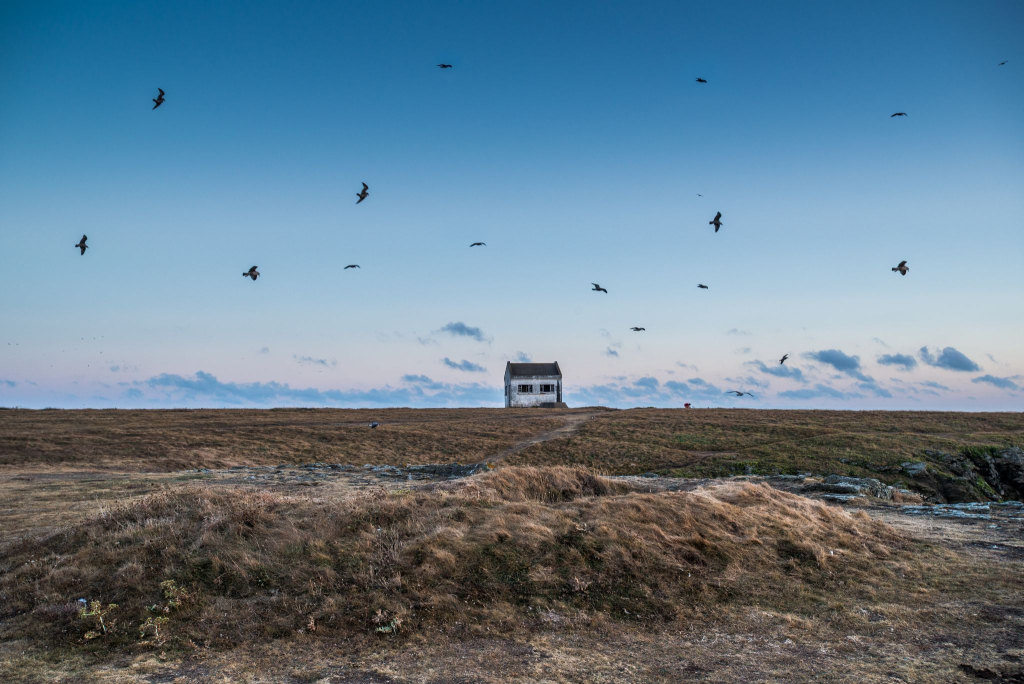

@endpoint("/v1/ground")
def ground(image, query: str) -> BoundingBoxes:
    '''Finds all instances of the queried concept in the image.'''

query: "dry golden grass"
[1,467,909,653]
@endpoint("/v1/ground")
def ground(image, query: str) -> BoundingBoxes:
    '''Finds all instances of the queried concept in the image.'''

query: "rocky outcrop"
[801,475,916,503]
[993,447,1024,496]
[922,447,1024,502]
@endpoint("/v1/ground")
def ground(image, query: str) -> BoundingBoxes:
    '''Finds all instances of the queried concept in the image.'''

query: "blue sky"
[1,0,1022,409]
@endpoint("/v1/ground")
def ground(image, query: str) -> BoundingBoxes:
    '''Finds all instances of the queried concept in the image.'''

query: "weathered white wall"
[505,375,561,407]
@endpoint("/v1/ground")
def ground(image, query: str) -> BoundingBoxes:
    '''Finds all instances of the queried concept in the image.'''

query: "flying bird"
[998,61,1007,66]
[727,390,755,398]
[437,64,453,69]
[630,327,646,331]
[891,112,907,117]
[696,193,703,197]
[369,421,380,428]
[892,260,909,276]
[697,284,708,289]
[591,283,608,293]
[779,354,789,365]
[243,266,260,281]
[344,264,360,269]
[74,235,88,255]
[152,88,165,109]
[695,78,707,83]
[710,212,723,232]
[470,242,486,247]
[356,182,369,204]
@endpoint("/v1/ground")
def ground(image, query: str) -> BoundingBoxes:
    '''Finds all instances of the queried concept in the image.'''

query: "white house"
[504,362,565,408]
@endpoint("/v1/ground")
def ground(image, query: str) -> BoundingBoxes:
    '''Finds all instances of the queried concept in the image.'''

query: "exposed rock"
[406,463,487,479]
[901,461,928,476]
[902,500,1024,521]
[993,447,1024,497]
[804,475,896,501]
[917,448,1024,502]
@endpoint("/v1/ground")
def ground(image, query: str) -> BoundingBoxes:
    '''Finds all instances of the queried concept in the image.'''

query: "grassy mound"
[0,467,910,651]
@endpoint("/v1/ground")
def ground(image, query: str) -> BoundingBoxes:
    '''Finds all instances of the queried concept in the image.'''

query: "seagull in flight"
[152,88,165,109]
[344,264,360,269]
[697,284,708,289]
[243,266,260,281]
[75,235,88,255]
[892,260,909,276]
[630,327,646,332]
[470,242,486,247]
[998,61,1007,66]
[356,182,369,204]
[891,112,907,117]
[779,354,789,365]
[726,390,755,398]
[437,64,453,69]
[695,78,707,83]
[591,283,608,293]
[369,421,380,428]
[710,212,723,232]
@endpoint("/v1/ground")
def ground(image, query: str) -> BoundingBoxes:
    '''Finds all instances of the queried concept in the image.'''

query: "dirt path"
[482,411,601,464]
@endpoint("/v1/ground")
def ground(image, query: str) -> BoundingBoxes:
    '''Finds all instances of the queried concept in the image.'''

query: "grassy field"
[510,408,1022,471]
[0,408,592,471]
[3,407,1021,499]
[1,408,1023,682]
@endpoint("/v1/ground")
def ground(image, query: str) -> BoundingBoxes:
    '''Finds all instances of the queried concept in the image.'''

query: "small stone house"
[504,362,565,408]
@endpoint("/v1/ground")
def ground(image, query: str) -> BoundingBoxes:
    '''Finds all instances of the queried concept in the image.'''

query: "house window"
[539,384,555,393]
[517,384,533,393]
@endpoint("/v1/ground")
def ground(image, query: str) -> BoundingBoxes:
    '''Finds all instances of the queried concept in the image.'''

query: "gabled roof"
[506,362,561,378]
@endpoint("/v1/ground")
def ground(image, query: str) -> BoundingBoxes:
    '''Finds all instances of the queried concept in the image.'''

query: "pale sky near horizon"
[1,0,1022,410]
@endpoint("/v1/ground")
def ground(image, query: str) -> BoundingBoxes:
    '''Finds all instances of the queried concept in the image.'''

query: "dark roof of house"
[506,362,561,378]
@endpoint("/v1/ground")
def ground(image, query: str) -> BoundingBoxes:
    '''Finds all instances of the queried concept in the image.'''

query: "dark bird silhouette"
[369,421,380,428]
[243,266,260,281]
[630,327,646,331]
[437,64,453,69]
[696,193,703,197]
[727,390,755,398]
[780,354,789,365]
[891,112,907,117]
[356,182,369,204]
[344,264,360,269]
[75,235,88,255]
[695,78,707,83]
[710,211,723,232]
[152,88,165,109]
[892,260,909,276]
[470,242,486,247]
[998,61,1007,66]
[591,283,608,293]
[697,284,708,289]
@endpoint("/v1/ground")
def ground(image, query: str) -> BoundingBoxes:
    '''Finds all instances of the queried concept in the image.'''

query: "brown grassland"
[1,408,1023,682]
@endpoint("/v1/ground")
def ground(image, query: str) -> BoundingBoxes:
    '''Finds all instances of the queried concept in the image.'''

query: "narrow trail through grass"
[483,411,601,464]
